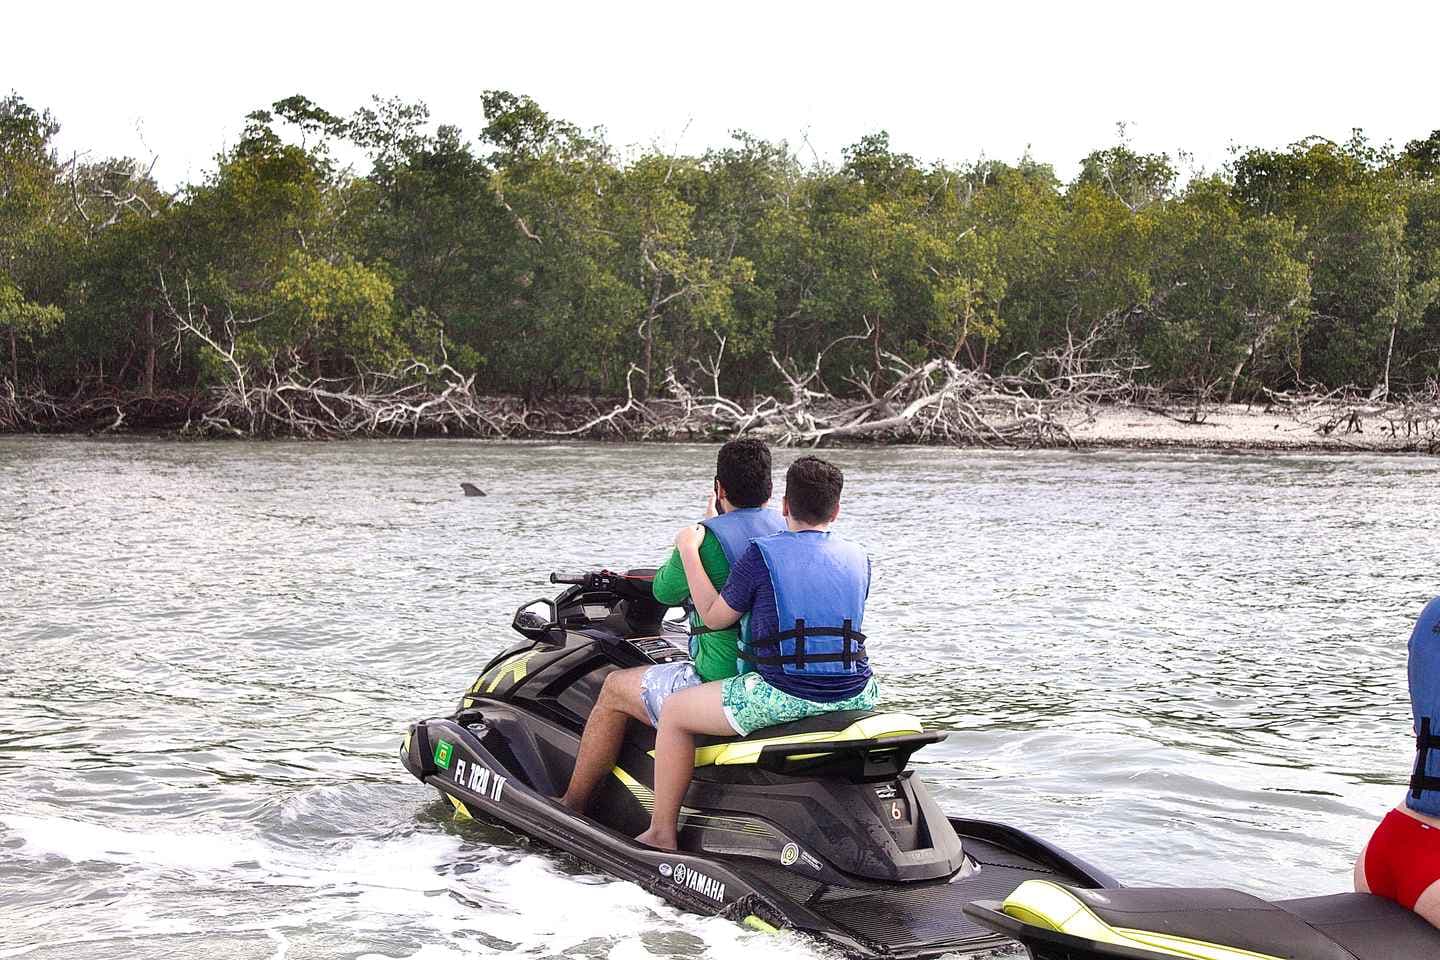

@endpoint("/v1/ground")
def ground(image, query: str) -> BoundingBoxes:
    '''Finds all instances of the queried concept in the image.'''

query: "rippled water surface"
[3,437,1438,959]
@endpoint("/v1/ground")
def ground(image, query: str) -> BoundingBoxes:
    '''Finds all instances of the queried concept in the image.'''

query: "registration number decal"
[453,757,506,802]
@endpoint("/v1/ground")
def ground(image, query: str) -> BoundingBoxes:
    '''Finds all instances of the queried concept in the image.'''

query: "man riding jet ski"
[559,438,785,819]
[399,567,1115,959]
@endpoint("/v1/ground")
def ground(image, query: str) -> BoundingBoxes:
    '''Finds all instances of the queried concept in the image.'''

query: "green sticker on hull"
[434,738,454,769]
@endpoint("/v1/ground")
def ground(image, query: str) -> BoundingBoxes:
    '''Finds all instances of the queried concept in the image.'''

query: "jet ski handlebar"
[549,570,656,597]
[549,571,590,585]
[527,569,665,639]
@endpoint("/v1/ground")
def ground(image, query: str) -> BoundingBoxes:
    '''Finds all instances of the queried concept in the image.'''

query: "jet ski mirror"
[512,598,566,645]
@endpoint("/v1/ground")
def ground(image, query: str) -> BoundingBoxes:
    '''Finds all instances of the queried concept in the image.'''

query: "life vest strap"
[1410,716,1440,799]
[737,650,871,666]
[738,620,867,668]
[684,597,727,639]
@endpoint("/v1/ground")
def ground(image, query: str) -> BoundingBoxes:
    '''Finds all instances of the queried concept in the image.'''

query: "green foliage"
[1146,178,1310,395]
[1232,133,1440,387]
[930,230,1006,362]
[1076,143,1177,211]
[6,90,1440,402]
[0,276,64,382]
[0,95,63,272]
[0,94,72,384]
[263,251,400,375]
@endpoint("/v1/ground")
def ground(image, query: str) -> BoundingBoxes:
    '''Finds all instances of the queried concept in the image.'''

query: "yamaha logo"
[664,862,726,902]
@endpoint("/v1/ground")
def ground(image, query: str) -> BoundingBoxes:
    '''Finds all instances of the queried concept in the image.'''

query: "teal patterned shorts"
[720,672,879,736]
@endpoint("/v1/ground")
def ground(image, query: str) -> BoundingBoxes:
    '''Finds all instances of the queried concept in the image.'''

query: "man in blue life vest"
[637,455,875,850]
[559,438,785,814]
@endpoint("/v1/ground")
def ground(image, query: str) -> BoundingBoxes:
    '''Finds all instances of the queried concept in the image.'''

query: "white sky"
[8,0,1439,188]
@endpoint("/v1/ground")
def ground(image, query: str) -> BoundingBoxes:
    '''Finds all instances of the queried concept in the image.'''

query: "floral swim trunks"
[720,672,879,736]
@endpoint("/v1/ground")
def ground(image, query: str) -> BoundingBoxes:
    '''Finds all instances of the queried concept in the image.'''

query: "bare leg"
[1353,837,1371,893]
[560,667,651,813]
[1414,879,1440,929]
[636,682,735,850]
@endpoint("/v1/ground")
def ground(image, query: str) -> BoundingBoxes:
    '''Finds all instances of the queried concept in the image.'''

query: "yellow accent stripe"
[743,915,779,934]
[448,795,473,820]
[685,713,925,767]
[610,767,772,837]
[611,766,654,806]
[473,650,540,694]
[1002,881,1284,960]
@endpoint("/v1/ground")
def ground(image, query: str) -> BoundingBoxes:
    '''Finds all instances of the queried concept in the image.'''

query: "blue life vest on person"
[1408,597,1440,816]
[744,530,871,678]
[700,507,786,564]
[694,507,786,658]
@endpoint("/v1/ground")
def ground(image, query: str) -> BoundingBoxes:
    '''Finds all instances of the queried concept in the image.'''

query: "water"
[2,437,1437,959]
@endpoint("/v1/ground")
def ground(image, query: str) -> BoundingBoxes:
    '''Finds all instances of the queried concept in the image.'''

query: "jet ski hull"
[402,708,1117,958]
[400,569,1116,957]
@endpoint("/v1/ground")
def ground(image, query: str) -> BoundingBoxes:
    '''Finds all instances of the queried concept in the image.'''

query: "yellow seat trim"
[684,713,924,767]
[1002,880,1284,960]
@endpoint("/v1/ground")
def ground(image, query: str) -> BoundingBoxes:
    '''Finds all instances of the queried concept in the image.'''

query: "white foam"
[355,947,477,960]
[0,812,833,960]
[603,936,654,960]
[1,813,269,869]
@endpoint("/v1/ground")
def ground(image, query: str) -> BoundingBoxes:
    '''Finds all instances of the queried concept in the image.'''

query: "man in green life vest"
[559,438,786,813]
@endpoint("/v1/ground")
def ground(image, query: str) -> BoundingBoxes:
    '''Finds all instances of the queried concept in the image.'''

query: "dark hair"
[784,456,844,525]
[715,438,772,507]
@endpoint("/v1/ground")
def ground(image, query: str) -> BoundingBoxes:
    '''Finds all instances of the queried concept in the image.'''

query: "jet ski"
[400,568,1117,958]
[962,864,1440,959]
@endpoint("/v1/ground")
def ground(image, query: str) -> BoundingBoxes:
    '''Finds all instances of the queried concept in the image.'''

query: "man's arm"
[653,531,729,606]
[675,525,742,629]
[651,546,691,607]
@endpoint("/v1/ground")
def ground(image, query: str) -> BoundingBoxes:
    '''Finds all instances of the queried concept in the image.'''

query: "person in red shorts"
[1356,596,1440,927]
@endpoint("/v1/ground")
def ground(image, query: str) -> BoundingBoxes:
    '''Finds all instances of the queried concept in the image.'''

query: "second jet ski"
[400,568,1116,958]
[963,876,1440,959]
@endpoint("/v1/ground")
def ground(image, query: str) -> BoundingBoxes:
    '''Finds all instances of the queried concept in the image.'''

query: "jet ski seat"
[992,879,1440,959]
[689,710,941,774]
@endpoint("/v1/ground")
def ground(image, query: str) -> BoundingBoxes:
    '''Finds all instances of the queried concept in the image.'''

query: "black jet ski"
[963,864,1440,959]
[400,568,1117,958]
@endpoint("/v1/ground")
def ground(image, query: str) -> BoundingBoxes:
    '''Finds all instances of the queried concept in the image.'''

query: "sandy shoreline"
[1067,404,1437,453]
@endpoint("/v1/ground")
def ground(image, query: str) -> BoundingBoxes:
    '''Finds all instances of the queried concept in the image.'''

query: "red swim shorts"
[1364,808,1440,909]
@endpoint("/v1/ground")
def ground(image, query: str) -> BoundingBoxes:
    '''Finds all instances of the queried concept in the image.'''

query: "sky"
[7,0,1439,188]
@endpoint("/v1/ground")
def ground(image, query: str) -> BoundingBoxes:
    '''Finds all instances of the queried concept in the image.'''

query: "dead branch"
[15,305,1437,452]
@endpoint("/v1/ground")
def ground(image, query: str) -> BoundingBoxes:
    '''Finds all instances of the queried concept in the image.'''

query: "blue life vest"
[745,530,871,678]
[1408,597,1440,815]
[700,507,787,564]
[693,507,786,657]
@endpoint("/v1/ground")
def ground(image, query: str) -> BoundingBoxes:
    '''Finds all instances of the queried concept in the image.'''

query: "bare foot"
[558,792,587,815]
[635,827,677,850]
